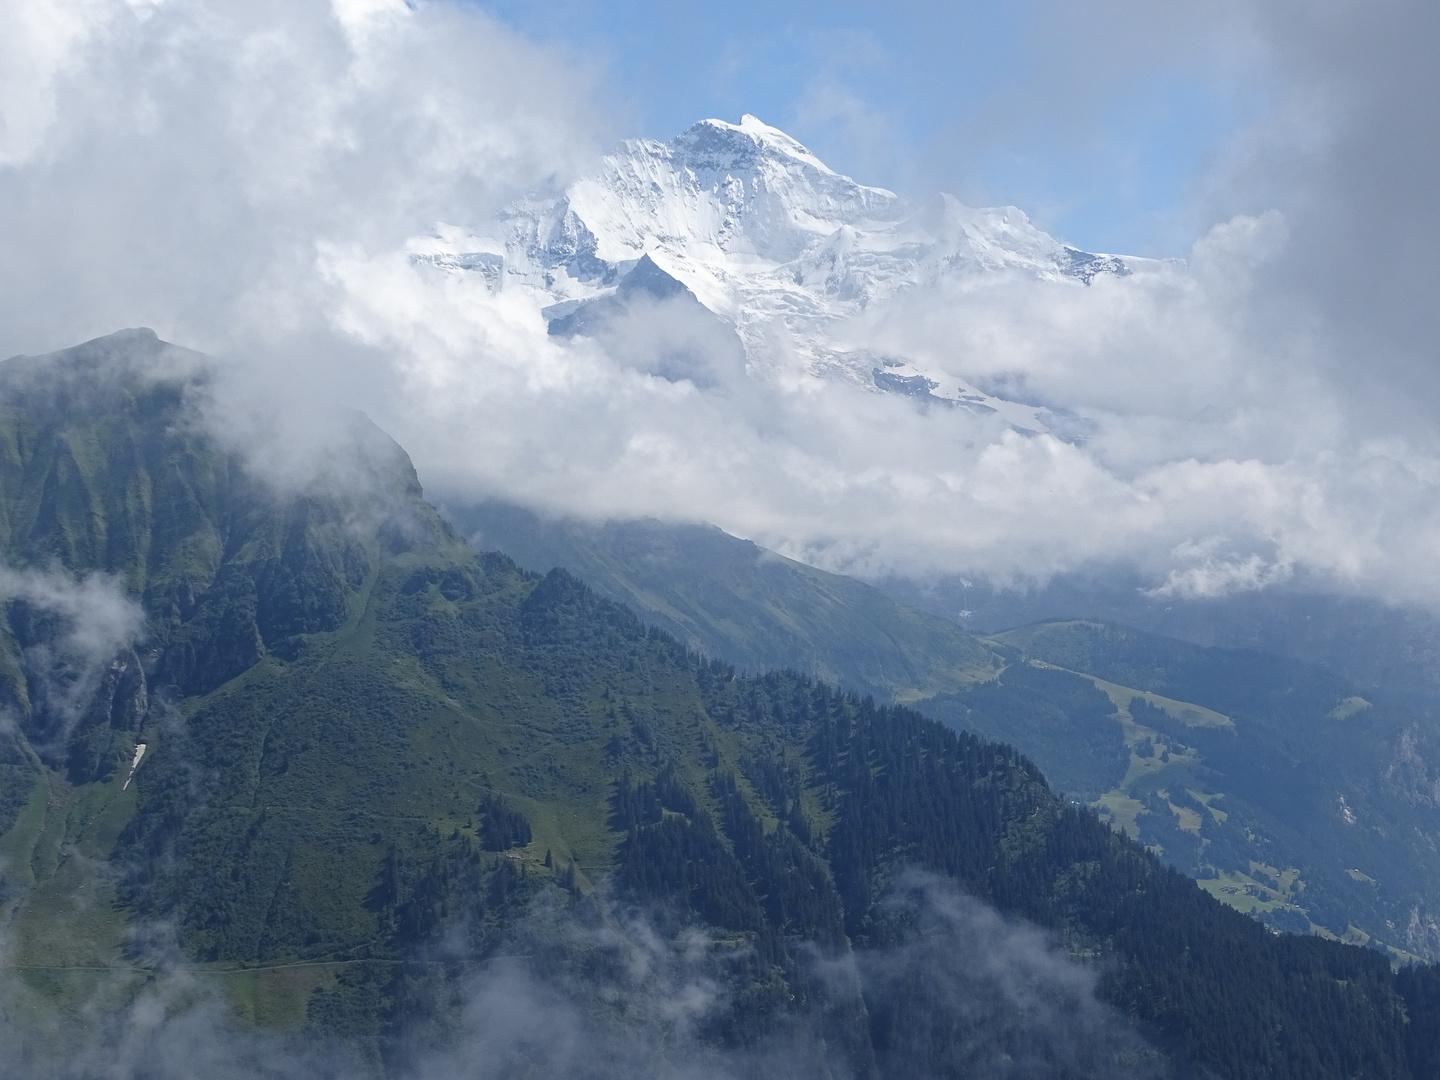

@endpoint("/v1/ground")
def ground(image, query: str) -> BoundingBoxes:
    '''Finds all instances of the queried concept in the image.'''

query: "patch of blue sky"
[955,75,1262,257]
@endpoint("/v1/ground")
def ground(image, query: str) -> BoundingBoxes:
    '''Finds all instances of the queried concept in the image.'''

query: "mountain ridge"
[446,500,1001,702]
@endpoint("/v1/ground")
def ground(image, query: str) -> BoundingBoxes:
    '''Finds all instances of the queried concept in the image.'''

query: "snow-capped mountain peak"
[413,117,1145,426]
[671,114,851,182]
[556,115,904,282]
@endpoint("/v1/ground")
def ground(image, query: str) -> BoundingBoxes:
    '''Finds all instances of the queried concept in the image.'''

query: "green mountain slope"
[448,502,1000,702]
[448,502,1440,964]
[2,332,1440,1079]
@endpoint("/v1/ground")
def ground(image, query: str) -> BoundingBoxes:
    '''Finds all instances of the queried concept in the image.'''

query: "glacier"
[406,115,1149,433]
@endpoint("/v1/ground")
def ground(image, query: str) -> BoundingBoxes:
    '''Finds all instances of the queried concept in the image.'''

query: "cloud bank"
[0,875,1161,1079]
[2,0,1439,607]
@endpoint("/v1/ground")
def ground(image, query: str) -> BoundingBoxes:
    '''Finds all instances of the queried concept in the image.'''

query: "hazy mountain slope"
[877,571,1440,712]
[448,500,1000,702]
[2,332,1435,1079]
[450,504,1440,960]
[935,620,1440,959]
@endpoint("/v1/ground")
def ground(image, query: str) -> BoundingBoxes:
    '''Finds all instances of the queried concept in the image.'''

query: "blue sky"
[476,0,1264,257]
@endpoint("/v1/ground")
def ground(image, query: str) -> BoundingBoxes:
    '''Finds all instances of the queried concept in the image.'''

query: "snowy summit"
[411,116,1143,427]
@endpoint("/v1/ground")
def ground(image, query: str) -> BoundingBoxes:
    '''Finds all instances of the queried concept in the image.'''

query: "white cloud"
[0,0,107,167]
[0,0,612,355]
[322,205,1433,602]
[3,0,1440,610]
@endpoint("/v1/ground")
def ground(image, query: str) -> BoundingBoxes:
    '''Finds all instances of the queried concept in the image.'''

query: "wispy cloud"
[0,564,144,754]
[0,874,1162,1078]
[2,0,1439,608]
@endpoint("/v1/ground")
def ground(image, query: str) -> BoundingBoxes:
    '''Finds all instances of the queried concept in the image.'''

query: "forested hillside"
[450,495,1440,962]
[3,331,1440,1079]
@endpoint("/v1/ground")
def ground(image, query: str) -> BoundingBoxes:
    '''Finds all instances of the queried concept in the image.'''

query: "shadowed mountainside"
[448,500,999,703]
